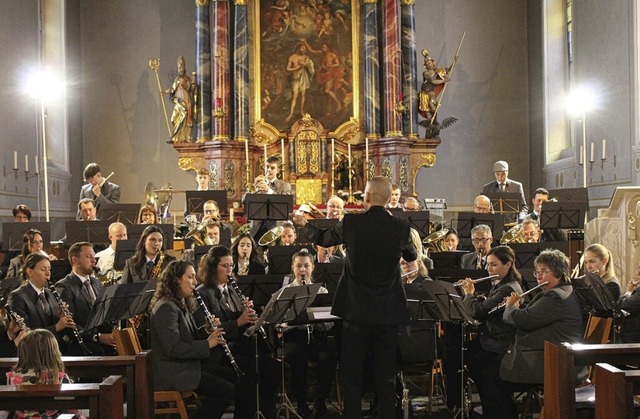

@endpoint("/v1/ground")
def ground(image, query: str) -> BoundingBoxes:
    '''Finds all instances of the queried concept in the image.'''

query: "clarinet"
[5,306,27,332]
[193,290,244,376]
[49,285,93,355]
[228,275,275,353]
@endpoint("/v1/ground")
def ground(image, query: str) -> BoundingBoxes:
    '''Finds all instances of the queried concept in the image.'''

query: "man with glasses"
[403,196,421,211]
[473,195,493,214]
[461,224,493,269]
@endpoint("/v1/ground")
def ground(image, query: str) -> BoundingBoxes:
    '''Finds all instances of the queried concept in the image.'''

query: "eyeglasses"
[218,263,235,269]
[533,269,552,277]
[471,238,491,244]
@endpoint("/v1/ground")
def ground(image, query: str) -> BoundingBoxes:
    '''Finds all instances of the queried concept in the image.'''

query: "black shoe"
[314,398,328,418]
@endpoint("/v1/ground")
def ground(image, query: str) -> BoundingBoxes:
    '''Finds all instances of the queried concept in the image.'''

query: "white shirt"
[95,246,115,274]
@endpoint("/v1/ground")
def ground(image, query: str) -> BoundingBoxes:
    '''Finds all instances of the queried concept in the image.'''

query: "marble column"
[211,0,230,140]
[195,0,211,143]
[362,0,381,138]
[400,0,418,139]
[232,0,249,142]
[382,0,402,137]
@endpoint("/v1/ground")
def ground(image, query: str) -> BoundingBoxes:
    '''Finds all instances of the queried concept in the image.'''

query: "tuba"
[258,225,284,246]
[500,223,525,244]
[422,228,449,253]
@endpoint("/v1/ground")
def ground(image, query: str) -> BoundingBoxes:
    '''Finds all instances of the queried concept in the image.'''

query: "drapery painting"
[258,0,354,132]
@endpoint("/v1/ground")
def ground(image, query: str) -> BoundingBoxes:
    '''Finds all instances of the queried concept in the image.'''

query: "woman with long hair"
[7,229,55,279]
[119,225,175,283]
[138,204,159,224]
[149,260,235,419]
[583,243,620,299]
[458,245,524,419]
[231,232,265,276]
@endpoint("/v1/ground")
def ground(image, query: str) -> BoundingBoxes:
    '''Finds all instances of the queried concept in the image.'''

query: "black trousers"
[340,321,399,419]
[195,369,235,419]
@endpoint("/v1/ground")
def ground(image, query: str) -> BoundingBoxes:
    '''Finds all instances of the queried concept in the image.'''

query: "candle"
[365,138,369,162]
[24,154,28,172]
[244,138,249,170]
[590,142,595,162]
[215,97,222,108]
[13,151,17,170]
[281,138,285,167]
[263,144,267,165]
[34,155,39,174]
[602,139,607,160]
[579,146,584,165]
[348,143,351,166]
[398,92,403,102]
[331,138,335,165]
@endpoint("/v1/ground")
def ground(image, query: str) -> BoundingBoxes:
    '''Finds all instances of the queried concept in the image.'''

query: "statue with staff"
[149,56,197,143]
[418,32,464,138]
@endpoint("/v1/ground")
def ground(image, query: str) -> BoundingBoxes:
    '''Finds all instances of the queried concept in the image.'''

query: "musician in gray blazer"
[500,249,582,385]
[149,260,234,419]
[482,160,527,220]
[77,163,121,220]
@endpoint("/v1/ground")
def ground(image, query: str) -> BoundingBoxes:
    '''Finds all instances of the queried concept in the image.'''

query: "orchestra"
[1,157,639,419]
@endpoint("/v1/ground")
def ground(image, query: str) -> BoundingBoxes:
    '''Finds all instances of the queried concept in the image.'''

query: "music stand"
[395,210,431,239]
[431,251,468,269]
[185,190,229,215]
[2,222,51,251]
[0,277,21,305]
[100,203,141,225]
[296,219,338,243]
[547,187,589,202]
[572,273,616,317]
[539,201,587,230]
[311,262,343,294]
[267,245,316,275]
[235,275,286,308]
[50,260,72,281]
[484,192,522,218]
[84,281,157,331]
[113,240,138,271]
[64,221,110,245]
[125,224,174,249]
[454,212,505,239]
[245,194,294,222]
[508,241,570,269]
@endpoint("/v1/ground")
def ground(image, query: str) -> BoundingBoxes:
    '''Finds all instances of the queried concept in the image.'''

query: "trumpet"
[452,274,499,288]
[488,281,549,314]
[193,290,244,376]
[49,285,93,355]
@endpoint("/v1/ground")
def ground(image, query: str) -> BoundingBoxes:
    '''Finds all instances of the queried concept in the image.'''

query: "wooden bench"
[594,363,640,419]
[0,352,153,419]
[543,341,640,419]
[0,374,123,418]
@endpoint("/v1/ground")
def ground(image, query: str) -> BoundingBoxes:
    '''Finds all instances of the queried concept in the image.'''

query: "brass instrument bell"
[422,228,449,253]
[258,225,284,246]
[500,223,525,244]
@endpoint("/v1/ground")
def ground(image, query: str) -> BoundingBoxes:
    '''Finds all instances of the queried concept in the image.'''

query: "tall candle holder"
[347,163,355,204]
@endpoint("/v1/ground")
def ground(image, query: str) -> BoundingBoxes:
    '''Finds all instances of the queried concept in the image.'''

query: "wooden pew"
[0,352,153,419]
[544,341,640,419]
[594,363,640,419]
[0,374,123,418]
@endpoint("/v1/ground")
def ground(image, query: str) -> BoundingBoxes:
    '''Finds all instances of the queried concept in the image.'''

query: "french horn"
[500,223,525,244]
[422,228,449,253]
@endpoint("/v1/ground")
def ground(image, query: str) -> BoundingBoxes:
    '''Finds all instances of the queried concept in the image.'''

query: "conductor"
[293,176,417,418]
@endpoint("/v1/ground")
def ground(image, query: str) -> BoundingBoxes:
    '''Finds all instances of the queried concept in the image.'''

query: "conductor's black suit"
[303,206,417,418]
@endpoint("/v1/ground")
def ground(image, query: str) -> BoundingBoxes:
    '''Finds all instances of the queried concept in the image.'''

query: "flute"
[452,274,499,288]
[99,171,114,187]
[49,285,93,355]
[488,281,549,314]
[193,290,244,376]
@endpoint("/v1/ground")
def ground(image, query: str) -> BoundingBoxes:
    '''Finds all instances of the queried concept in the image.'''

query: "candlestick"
[281,139,285,167]
[348,143,351,165]
[34,155,39,175]
[331,138,335,165]
[365,138,369,163]
[579,146,584,165]
[244,139,249,169]
[24,154,28,172]
[13,151,17,170]
[263,144,267,167]
[602,139,606,160]
[590,142,595,162]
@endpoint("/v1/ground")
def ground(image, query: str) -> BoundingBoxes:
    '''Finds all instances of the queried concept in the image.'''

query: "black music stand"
[125,224,174,249]
[100,203,141,225]
[113,240,137,271]
[64,221,110,245]
[572,273,617,318]
[185,190,229,215]
[235,275,286,308]
[245,194,294,222]
[508,241,570,269]
[485,192,522,218]
[84,281,157,331]
[454,212,504,239]
[547,187,589,202]
[431,251,468,269]
[0,277,21,306]
[395,210,431,239]
[539,201,587,230]
[296,219,338,243]
[50,260,72,281]
[267,245,315,275]
[311,262,343,294]
[2,222,51,251]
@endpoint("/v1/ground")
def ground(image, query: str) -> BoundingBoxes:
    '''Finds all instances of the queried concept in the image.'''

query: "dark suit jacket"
[461,252,485,270]
[54,272,105,332]
[500,283,582,384]
[193,284,244,344]
[118,253,176,284]
[149,297,210,392]
[7,282,60,335]
[304,206,417,325]
[482,179,528,220]
[77,180,121,219]
[619,289,640,343]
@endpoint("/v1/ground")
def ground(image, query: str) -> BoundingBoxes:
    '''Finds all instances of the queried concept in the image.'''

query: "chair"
[113,328,199,419]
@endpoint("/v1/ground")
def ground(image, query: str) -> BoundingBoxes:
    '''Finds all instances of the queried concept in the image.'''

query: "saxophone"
[49,286,93,355]
[237,255,249,276]
[150,251,165,279]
